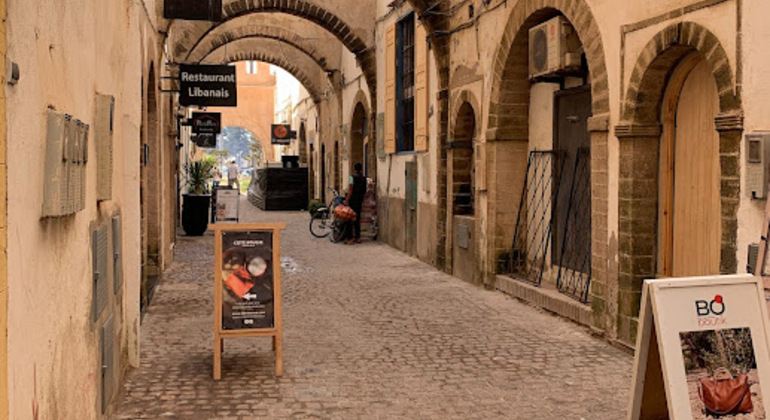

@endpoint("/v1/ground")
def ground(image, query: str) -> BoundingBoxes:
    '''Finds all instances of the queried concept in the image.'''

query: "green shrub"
[308,200,325,216]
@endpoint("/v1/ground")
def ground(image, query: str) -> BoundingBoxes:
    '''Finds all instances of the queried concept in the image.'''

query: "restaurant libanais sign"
[179,64,237,107]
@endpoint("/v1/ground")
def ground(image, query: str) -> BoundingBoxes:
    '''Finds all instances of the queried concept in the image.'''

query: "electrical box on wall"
[42,111,89,217]
[95,94,115,201]
[745,133,770,199]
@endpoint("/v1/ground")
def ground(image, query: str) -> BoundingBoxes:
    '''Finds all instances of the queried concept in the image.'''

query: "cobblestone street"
[112,198,632,419]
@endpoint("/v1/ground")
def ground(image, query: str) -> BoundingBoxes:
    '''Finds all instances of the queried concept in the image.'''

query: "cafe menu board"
[213,223,286,379]
[215,189,239,222]
[628,274,770,420]
[220,230,274,330]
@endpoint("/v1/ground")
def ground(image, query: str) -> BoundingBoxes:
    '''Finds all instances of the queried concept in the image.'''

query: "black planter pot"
[182,194,211,236]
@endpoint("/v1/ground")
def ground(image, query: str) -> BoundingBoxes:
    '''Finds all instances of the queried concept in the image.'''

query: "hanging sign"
[628,274,770,419]
[192,112,221,134]
[179,64,237,107]
[214,188,239,222]
[192,133,217,148]
[163,0,222,22]
[271,124,296,145]
[213,223,286,379]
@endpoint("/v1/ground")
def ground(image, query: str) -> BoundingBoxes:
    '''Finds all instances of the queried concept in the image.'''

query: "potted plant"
[182,157,216,236]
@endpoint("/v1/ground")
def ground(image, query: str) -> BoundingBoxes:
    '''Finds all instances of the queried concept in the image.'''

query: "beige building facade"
[2,0,173,418]
[364,0,765,348]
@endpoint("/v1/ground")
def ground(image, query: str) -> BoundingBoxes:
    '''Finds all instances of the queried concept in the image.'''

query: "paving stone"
[110,198,632,419]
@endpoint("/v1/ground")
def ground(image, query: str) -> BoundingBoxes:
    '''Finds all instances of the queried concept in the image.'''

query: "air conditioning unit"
[528,16,582,79]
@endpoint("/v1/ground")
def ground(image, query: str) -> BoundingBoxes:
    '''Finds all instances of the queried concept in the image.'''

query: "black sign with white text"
[192,112,221,134]
[163,0,222,21]
[179,65,237,107]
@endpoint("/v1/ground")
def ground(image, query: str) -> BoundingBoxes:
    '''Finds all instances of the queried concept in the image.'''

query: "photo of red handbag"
[698,368,753,416]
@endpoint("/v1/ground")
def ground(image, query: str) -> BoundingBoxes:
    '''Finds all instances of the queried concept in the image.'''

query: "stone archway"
[202,46,326,103]
[446,90,481,285]
[349,102,366,174]
[485,1,610,304]
[614,22,742,345]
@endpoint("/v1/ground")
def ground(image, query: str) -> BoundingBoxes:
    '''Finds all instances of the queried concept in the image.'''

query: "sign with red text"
[629,275,770,419]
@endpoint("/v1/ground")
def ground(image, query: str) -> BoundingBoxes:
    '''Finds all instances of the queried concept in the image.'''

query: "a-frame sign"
[629,274,770,419]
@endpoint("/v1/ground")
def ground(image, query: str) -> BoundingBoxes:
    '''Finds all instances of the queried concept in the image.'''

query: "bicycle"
[309,187,346,241]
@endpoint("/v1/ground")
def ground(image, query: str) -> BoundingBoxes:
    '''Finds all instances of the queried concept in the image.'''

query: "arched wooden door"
[658,55,721,277]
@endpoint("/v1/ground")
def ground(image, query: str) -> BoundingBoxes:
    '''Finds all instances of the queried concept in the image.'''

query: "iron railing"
[556,147,592,303]
[507,150,564,285]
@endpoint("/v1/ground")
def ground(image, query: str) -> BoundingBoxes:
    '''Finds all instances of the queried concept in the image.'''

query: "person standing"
[227,160,240,193]
[344,163,367,244]
[213,166,223,188]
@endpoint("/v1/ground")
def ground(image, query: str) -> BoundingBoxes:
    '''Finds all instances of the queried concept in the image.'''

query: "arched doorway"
[487,7,601,304]
[334,141,340,192]
[448,99,477,284]
[350,103,366,174]
[140,64,161,312]
[659,55,721,277]
[321,143,326,202]
[616,22,742,345]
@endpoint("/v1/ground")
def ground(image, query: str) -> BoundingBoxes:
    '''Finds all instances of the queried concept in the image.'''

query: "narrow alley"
[112,199,631,420]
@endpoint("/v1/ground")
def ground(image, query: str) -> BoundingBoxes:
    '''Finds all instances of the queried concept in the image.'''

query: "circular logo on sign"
[273,125,288,139]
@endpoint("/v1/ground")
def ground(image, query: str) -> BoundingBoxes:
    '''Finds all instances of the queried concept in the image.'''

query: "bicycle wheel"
[309,211,332,238]
[330,219,347,243]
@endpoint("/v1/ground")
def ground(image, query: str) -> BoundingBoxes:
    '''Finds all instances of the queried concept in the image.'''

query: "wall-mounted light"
[6,57,19,85]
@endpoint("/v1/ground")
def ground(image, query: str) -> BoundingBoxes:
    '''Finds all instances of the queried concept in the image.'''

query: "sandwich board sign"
[214,189,239,222]
[628,274,770,419]
[212,223,286,379]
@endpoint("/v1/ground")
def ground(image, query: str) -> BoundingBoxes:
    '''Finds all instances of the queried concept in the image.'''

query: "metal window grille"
[556,148,592,303]
[507,150,564,285]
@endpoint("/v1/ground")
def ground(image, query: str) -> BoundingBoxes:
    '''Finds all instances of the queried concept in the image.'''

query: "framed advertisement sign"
[214,189,239,222]
[213,223,286,379]
[628,274,770,419]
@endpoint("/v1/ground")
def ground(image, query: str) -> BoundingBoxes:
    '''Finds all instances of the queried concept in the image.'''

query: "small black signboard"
[192,112,221,134]
[271,124,296,145]
[193,134,217,148]
[163,0,222,22]
[180,65,237,107]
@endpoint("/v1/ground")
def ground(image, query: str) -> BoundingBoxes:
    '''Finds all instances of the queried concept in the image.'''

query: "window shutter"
[385,23,397,154]
[414,22,429,152]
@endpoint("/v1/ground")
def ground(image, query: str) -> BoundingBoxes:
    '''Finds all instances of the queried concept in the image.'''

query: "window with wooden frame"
[397,13,415,152]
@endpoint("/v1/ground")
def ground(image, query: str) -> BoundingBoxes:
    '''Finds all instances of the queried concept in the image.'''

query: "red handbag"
[698,368,753,416]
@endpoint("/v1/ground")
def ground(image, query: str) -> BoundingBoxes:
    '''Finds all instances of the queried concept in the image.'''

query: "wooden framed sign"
[214,189,239,223]
[629,274,770,419]
[212,223,286,379]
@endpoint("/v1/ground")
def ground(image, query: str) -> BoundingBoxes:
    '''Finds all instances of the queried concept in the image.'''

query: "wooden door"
[406,161,418,256]
[659,57,721,277]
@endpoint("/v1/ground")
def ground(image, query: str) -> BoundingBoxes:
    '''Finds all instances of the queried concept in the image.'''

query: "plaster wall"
[209,61,277,163]
[5,0,154,417]
[738,0,770,273]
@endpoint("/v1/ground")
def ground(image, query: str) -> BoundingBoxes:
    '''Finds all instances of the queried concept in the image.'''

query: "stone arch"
[347,90,372,176]
[487,1,609,140]
[169,1,377,97]
[619,22,740,126]
[449,90,481,143]
[189,25,330,72]
[613,22,743,344]
[202,47,325,103]
[483,1,610,307]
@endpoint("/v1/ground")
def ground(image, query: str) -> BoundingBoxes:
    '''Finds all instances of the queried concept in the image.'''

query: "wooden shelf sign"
[213,223,286,379]
[629,274,770,419]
